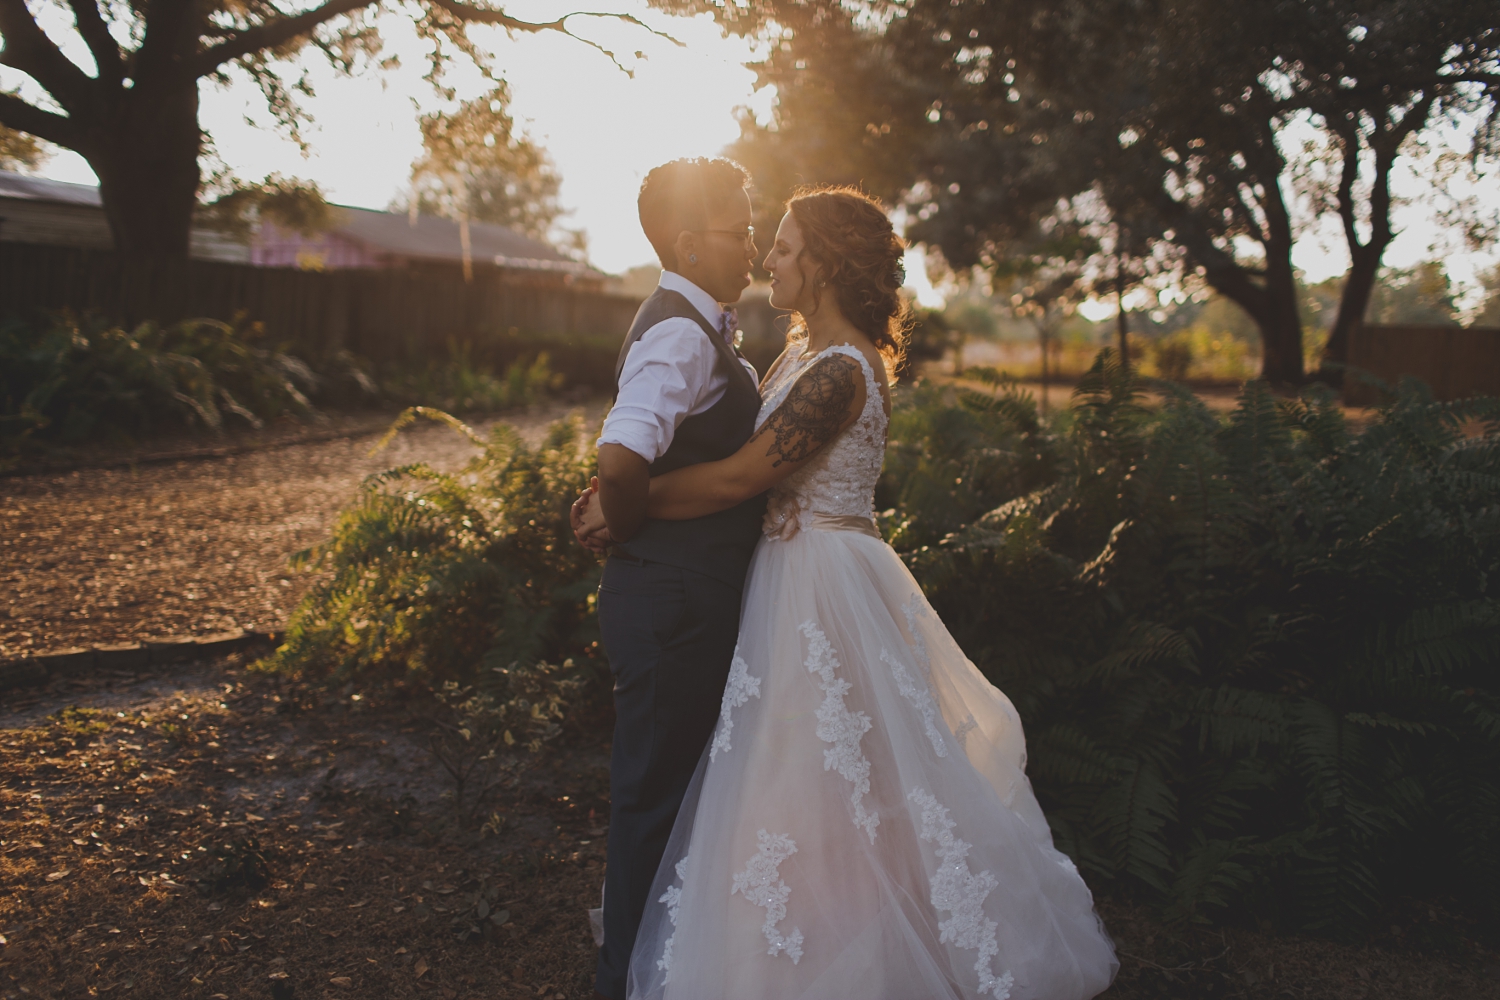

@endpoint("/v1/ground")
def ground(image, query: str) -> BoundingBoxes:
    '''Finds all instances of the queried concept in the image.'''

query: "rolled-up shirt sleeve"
[597,318,721,464]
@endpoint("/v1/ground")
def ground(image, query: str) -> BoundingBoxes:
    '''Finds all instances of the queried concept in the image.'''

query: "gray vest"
[611,287,767,587]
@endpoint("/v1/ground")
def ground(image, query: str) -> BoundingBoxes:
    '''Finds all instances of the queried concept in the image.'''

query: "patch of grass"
[158,718,199,746]
[50,705,111,743]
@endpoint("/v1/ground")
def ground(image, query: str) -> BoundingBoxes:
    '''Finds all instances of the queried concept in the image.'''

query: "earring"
[689,254,698,264]
[818,280,827,287]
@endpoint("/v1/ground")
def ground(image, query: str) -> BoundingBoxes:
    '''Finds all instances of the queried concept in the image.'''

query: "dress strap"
[814,344,887,426]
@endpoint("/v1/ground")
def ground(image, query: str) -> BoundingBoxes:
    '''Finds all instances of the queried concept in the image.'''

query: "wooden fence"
[0,243,644,364]
[1345,323,1500,406]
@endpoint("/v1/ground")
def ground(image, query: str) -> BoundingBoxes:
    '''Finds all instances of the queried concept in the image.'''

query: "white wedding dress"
[625,343,1119,1000]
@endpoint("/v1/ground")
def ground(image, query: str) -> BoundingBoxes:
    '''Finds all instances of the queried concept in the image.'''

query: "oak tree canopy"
[728,0,1499,381]
[0,0,667,255]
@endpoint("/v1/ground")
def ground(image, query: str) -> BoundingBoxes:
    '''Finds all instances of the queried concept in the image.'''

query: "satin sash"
[795,511,883,539]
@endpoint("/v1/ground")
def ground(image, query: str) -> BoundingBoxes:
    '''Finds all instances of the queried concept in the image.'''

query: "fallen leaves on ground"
[0,399,607,659]
[1,656,612,998]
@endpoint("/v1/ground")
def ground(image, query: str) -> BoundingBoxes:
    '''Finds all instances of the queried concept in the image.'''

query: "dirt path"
[0,400,608,660]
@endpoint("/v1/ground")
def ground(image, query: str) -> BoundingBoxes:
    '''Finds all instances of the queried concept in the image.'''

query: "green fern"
[264,410,603,693]
[895,349,1500,933]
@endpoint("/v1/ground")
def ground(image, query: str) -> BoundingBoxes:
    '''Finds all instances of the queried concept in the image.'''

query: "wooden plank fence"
[0,242,645,364]
[1345,323,1500,406]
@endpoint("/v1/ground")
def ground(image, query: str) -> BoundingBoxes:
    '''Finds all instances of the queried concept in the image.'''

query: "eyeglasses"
[698,227,756,247]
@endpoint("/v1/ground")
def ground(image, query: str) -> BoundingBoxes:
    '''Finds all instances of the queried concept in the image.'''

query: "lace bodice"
[755,343,888,528]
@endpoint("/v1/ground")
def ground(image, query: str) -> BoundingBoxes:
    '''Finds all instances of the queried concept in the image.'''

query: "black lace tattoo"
[753,353,862,468]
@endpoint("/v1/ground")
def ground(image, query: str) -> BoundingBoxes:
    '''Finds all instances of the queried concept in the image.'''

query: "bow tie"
[717,308,738,347]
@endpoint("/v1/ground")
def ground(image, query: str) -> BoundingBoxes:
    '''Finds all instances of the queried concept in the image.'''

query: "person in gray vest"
[574,157,765,1000]
[572,186,1118,1000]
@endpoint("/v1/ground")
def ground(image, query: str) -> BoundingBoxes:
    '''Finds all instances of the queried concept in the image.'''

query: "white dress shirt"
[597,271,758,464]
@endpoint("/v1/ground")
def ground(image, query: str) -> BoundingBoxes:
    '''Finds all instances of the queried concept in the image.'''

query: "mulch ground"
[2,655,613,1000]
[5,659,1498,1000]
[0,401,607,662]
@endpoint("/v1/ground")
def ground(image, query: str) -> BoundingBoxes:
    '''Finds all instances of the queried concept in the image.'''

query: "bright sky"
[7,3,1497,307]
[14,0,772,275]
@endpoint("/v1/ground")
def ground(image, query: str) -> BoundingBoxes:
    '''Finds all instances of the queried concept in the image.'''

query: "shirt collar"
[658,270,725,332]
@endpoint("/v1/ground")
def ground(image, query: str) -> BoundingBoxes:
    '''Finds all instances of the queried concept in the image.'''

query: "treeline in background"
[928,260,1500,385]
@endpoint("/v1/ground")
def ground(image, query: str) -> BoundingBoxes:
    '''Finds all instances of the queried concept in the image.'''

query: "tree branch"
[1329,118,1364,254]
[0,0,98,112]
[1226,177,1269,246]
[67,0,123,85]
[192,0,374,75]
[1367,95,1433,252]
[0,90,80,147]
[426,0,682,75]
[1440,72,1500,86]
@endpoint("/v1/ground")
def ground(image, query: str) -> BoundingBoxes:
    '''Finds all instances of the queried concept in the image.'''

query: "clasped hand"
[570,477,615,553]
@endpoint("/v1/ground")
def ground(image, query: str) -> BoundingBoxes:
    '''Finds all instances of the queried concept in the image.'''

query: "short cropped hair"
[638,157,750,272]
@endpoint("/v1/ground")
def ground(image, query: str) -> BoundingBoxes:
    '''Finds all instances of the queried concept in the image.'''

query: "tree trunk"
[1147,126,1306,385]
[1318,122,1408,381]
[1256,252,1305,385]
[86,81,203,257]
[1116,269,1129,367]
[1195,252,1304,385]
[1322,240,1384,382]
[1037,320,1049,415]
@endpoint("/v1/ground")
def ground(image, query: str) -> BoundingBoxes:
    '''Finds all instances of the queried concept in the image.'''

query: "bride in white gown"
[598,187,1117,1000]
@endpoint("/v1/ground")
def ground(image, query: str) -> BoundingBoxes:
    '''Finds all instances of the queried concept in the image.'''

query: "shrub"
[482,328,623,395]
[269,348,1499,936]
[0,314,574,466]
[1144,327,1257,382]
[876,368,1062,551]
[898,352,1500,932]
[201,836,273,893]
[1150,337,1193,381]
[0,312,317,462]
[899,307,956,379]
[263,409,604,692]
[381,340,562,414]
[426,661,588,817]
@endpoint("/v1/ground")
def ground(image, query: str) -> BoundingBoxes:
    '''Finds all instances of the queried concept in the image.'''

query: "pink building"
[252,205,602,289]
[0,170,599,288]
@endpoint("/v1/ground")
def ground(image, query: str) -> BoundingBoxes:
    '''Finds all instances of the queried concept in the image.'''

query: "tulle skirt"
[625,523,1119,1000]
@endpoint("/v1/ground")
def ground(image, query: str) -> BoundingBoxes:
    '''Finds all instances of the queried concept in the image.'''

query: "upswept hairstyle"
[638,157,750,273]
[786,186,912,375]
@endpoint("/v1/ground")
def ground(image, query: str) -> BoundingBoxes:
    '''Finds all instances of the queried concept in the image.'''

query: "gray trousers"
[593,555,741,999]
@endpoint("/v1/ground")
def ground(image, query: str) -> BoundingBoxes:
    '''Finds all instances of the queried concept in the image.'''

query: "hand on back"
[571,478,614,552]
